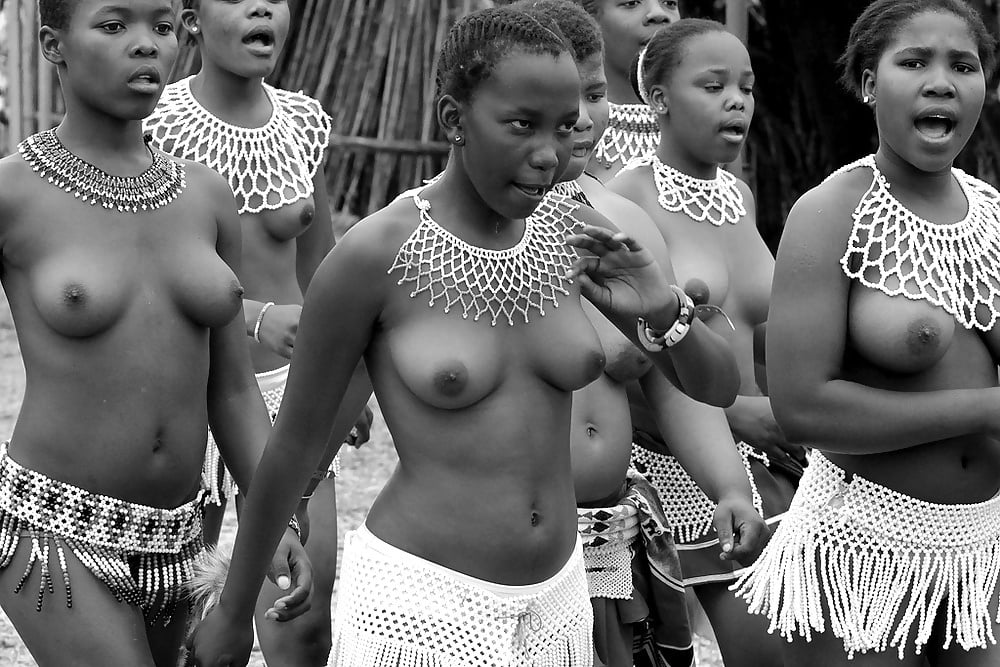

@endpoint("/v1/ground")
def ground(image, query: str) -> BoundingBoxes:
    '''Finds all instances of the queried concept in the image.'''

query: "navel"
[433,363,468,397]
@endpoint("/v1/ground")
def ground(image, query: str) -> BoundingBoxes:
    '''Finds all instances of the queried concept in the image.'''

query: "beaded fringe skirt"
[203,364,340,506]
[329,525,593,667]
[0,442,205,626]
[731,451,1000,659]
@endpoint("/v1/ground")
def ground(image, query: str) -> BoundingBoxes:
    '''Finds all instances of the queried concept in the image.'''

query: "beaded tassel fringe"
[631,442,767,544]
[731,453,1000,659]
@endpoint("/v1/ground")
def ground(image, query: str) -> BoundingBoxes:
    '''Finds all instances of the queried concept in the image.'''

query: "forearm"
[208,384,272,492]
[607,306,739,408]
[302,361,373,497]
[641,372,752,503]
[776,380,995,454]
[218,442,319,618]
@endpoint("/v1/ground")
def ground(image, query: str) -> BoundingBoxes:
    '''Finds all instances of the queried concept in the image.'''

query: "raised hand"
[565,225,674,323]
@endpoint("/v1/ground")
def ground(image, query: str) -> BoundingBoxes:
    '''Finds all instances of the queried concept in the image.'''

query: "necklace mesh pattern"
[835,155,1000,331]
[19,129,185,213]
[625,154,745,226]
[631,442,766,543]
[144,76,331,215]
[594,103,659,170]
[389,191,582,326]
[552,180,593,208]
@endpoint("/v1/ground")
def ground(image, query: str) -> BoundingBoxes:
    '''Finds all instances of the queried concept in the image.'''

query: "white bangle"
[252,301,275,343]
[637,285,695,351]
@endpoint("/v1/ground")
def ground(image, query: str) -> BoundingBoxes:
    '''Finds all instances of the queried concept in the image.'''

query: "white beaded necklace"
[144,75,332,215]
[836,155,1000,331]
[594,103,659,170]
[625,154,746,225]
[389,191,581,326]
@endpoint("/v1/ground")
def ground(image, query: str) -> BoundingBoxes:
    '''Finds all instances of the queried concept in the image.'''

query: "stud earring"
[453,134,464,145]
[863,94,873,104]
[190,26,199,33]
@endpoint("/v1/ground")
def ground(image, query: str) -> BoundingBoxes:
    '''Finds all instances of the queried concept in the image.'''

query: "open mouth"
[720,120,747,141]
[513,183,547,198]
[128,67,161,89]
[914,113,956,140]
[242,27,275,48]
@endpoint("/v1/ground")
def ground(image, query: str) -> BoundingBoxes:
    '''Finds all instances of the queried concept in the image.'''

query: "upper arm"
[296,166,334,293]
[766,180,856,422]
[271,214,395,456]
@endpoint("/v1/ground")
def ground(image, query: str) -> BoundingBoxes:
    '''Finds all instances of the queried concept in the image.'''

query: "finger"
[565,234,611,256]
[565,256,602,280]
[269,550,292,591]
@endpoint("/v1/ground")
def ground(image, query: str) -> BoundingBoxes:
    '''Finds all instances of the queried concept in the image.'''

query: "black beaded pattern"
[18,129,186,213]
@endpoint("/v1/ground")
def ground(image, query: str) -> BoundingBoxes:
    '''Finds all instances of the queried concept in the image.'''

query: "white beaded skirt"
[330,524,593,667]
[732,451,1000,659]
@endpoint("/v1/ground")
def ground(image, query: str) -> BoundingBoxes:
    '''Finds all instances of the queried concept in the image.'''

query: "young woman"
[143,2,369,664]
[500,3,770,666]
[578,0,679,181]
[0,1,307,665]
[607,19,798,667]
[185,6,741,667]
[732,1,1000,664]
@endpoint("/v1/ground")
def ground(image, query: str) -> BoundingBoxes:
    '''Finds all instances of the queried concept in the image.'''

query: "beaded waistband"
[0,442,203,554]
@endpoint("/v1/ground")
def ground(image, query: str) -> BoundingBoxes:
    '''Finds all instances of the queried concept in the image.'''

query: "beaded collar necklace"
[836,154,1000,331]
[144,76,331,215]
[625,154,745,226]
[388,191,581,326]
[18,129,185,213]
[594,103,659,171]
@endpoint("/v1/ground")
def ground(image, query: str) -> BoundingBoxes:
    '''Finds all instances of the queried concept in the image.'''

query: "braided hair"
[37,0,75,29]
[838,0,997,99]
[631,18,726,103]
[436,6,571,104]
[503,0,603,62]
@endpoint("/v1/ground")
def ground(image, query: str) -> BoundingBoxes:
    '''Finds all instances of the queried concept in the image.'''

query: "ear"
[38,25,65,66]
[180,8,200,36]
[861,68,876,104]
[648,85,668,116]
[437,94,465,145]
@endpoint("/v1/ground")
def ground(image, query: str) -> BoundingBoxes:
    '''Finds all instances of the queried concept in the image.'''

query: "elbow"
[688,359,740,408]
[772,399,825,447]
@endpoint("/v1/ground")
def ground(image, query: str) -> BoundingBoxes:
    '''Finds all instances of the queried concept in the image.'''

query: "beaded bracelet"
[252,301,275,343]
[287,514,302,544]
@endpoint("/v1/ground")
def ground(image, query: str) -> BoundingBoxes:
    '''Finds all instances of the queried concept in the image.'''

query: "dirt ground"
[0,298,722,666]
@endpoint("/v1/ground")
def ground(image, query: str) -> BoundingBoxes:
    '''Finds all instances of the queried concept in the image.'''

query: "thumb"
[270,553,291,591]
[715,511,734,558]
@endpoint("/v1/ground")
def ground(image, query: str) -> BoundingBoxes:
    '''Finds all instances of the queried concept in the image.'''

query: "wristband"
[252,301,275,343]
[637,285,694,351]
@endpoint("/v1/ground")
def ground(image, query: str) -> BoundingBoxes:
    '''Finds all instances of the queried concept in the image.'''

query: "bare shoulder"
[783,166,872,240]
[0,152,45,229]
[327,196,424,274]
[605,163,650,200]
[588,186,657,238]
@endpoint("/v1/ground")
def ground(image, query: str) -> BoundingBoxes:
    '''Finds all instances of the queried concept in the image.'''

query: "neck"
[191,63,270,126]
[874,146,954,200]
[657,130,717,180]
[427,158,518,246]
[54,102,149,171]
[606,66,642,105]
